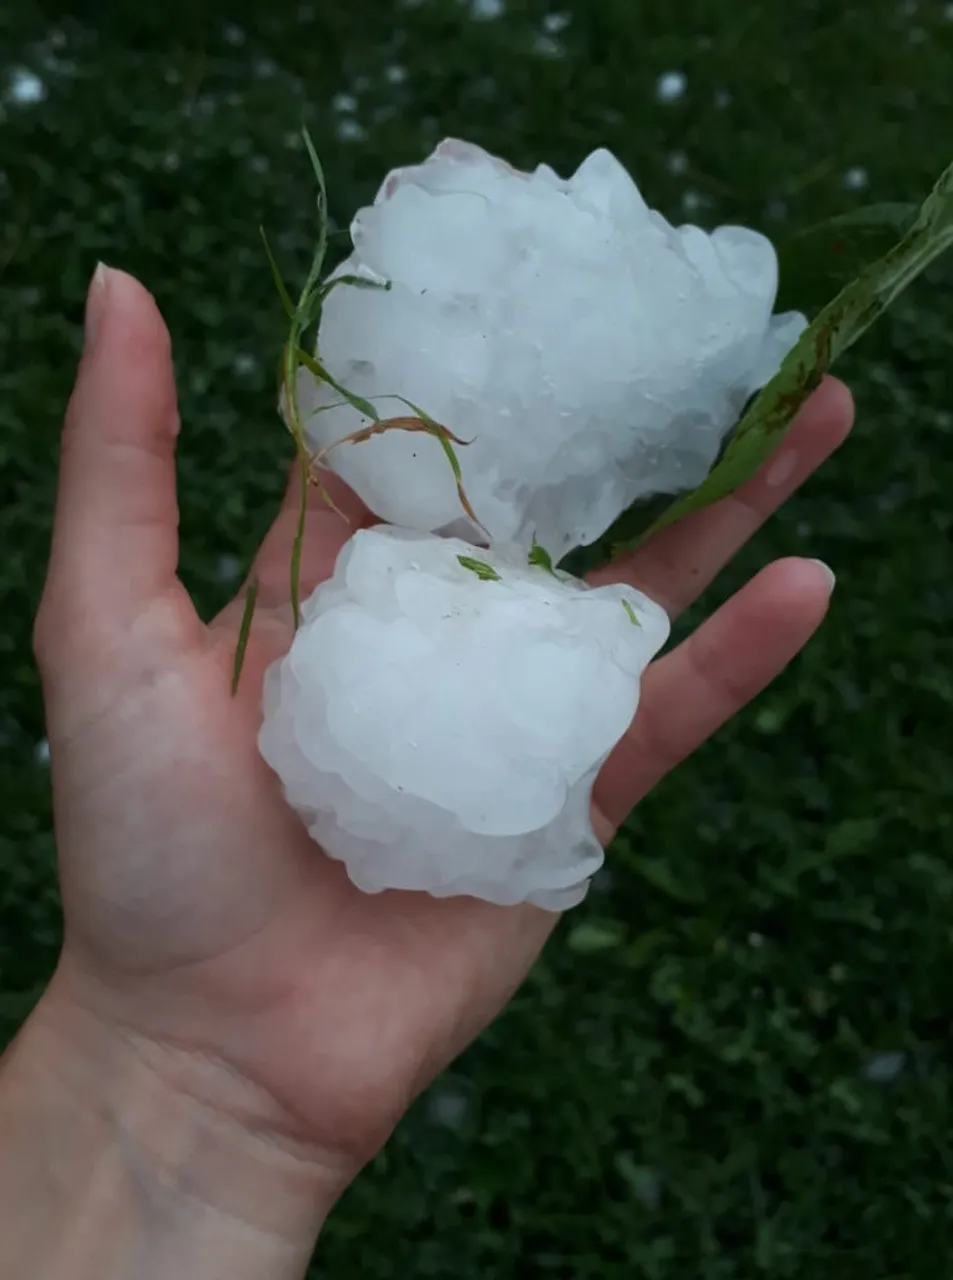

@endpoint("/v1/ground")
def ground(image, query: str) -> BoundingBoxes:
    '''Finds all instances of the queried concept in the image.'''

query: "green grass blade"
[290,454,308,629]
[611,157,953,556]
[298,126,330,331]
[320,273,392,298]
[260,227,296,320]
[231,575,260,696]
[387,394,468,481]
[296,347,381,421]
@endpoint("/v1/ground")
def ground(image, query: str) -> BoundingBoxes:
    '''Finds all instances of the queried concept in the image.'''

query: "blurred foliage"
[2,0,953,1275]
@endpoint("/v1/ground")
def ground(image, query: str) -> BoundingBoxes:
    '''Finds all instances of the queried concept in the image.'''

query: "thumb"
[35,265,200,679]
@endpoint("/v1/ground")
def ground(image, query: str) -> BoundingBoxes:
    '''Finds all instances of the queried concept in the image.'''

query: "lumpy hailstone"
[259,526,670,909]
[298,139,805,555]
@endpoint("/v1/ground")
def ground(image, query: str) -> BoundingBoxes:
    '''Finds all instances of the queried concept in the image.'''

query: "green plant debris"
[610,157,953,557]
[621,599,642,627]
[231,133,479,694]
[528,537,556,574]
[230,575,260,696]
[319,272,393,300]
[457,555,502,582]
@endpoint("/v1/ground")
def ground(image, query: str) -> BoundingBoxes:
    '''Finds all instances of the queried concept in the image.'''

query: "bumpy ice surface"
[258,526,670,909]
[298,138,805,555]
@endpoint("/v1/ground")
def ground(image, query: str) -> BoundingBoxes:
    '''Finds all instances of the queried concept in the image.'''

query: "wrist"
[0,972,349,1279]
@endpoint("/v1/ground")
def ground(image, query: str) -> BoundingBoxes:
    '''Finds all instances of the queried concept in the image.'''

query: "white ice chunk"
[297,139,805,556]
[259,526,670,909]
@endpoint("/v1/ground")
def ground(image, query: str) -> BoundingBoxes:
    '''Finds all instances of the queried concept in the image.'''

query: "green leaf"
[610,158,953,556]
[622,599,642,627]
[231,575,259,696]
[528,537,556,574]
[567,920,626,954]
[626,854,704,903]
[457,555,501,582]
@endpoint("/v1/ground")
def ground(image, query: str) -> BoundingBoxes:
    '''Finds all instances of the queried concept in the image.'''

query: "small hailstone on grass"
[298,138,804,556]
[7,68,46,105]
[863,1051,906,1083]
[337,118,365,143]
[471,0,505,18]
[656,70,687,103]
[259,526,669,909]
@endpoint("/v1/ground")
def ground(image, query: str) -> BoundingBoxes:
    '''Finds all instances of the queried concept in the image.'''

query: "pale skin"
[0,266,854,1278]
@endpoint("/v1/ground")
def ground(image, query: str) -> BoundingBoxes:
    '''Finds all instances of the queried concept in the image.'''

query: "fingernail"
[809,558,836,594]
[84,262,110,350]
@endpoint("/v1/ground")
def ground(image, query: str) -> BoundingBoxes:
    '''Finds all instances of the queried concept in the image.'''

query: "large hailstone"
[259,526,670,910]
[298,138,805,556]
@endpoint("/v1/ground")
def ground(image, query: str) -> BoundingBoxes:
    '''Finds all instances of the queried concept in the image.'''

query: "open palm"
[34,269,852,1184]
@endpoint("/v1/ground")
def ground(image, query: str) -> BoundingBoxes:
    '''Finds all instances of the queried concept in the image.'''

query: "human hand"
[15,267,852,1267]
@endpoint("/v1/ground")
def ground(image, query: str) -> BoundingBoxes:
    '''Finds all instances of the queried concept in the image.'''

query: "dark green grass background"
[2,1,953,1274]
